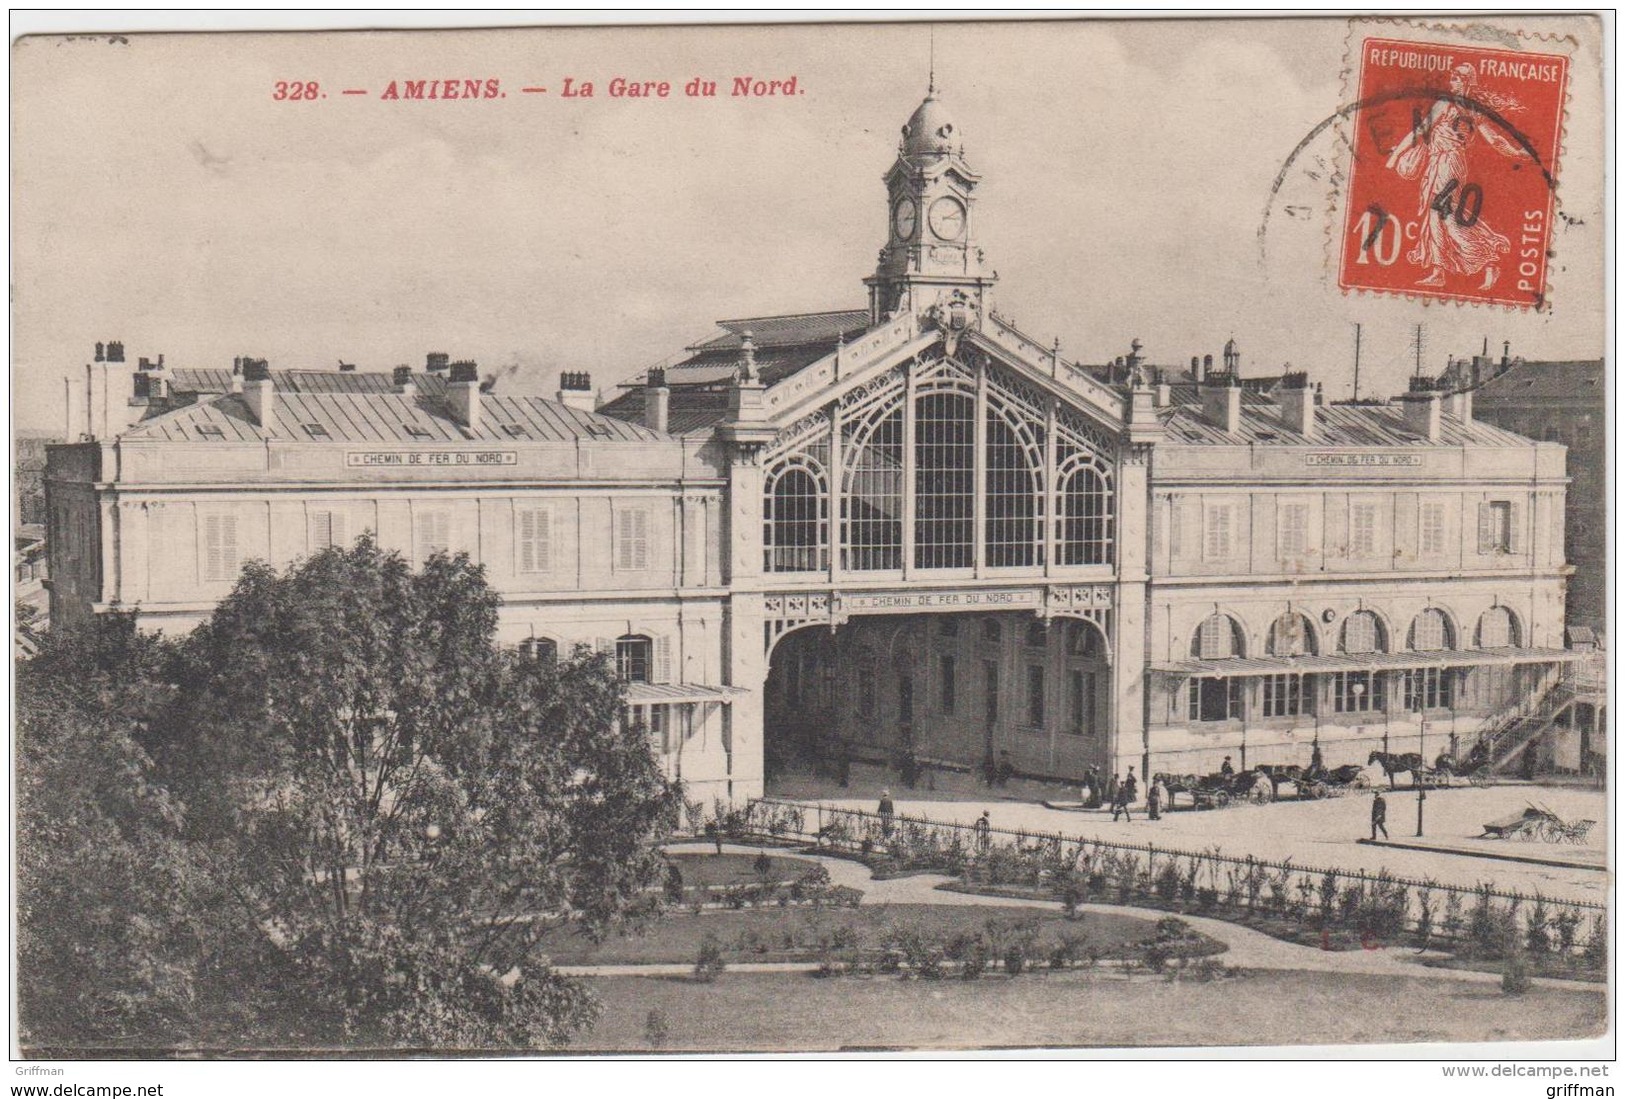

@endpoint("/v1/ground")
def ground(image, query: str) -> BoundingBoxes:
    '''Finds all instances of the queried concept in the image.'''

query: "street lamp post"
[1416,711,1426,837]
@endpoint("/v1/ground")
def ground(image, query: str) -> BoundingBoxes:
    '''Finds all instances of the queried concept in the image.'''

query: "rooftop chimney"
[1401,377,1443,442]
[426,352,451,374]
[106,340,125,364]
[557,371,596,413]
[1278,370,1315,438]
[645,367,670,434]
[447,359,481,430]
[1200,371,1243,435]
[1443,384,1474,424]
[242,358,273,426]
[392,365,416,397]
[1189,355,1202,384]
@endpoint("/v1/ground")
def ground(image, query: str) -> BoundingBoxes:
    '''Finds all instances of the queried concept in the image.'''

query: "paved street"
[770,770,1608,904]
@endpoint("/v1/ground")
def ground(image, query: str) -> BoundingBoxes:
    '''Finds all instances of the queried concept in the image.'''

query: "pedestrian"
[1078,776,1093,807]
[974,809,992,853]
[1124,767,1138,804]
[996,750,1015,787]
[1309,742,1324,776]
[1147,779,1163,821]
[1104,772,1119,810]
[1111,776,1133,823]
[1370,791,1388,840]
[1220,755,1235,776]
[878,788,895,838]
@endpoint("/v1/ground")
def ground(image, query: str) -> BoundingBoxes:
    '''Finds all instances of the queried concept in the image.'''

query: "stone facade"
[47,90,1575,800]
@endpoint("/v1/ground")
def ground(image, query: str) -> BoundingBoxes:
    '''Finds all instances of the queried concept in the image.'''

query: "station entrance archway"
[763,610,1111,792]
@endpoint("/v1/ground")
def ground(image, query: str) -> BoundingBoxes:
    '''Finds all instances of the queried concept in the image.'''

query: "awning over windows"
[624,682,750,705]
[1151,646,1580,679]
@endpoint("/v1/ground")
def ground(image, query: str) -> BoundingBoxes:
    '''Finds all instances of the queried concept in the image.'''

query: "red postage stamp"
[1338,36,1569,309]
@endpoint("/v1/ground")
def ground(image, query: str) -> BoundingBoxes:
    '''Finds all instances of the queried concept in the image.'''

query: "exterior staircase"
[1475,681,1577,774]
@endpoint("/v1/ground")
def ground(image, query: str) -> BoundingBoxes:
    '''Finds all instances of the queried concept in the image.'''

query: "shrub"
[753,850,772,877]
[1059,871,1087,918]
[1156,916,1191,942]
[1196,885,1219,912]
[827,885,864,908]
[1525,897,1552,956]
[1050,933,1087,972]
[1582,914,1608,971]
[960,936,989,981]
[1154,861,1181,905]
[643,1008,670,1049]
[693,932,726,983]
[1143,941,1173,974]
[1501,944,1532,995]
[1318,871,1340,926]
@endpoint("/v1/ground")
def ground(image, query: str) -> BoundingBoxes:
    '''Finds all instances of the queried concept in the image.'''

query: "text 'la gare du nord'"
[376,75,801,99]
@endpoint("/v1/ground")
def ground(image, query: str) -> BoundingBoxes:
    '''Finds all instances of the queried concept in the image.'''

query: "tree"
[15,613,212,1049]
[161,536,678,1047]
[16,538,678,1051]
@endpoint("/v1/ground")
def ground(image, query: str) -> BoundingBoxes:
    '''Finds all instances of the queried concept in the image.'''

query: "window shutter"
[654,635,672,683]
[204,515,222,580]
[615,510,631,571]
[204,513,239,581]
[1508,500,1524,554]
[1477,502,1493,554]
[633,509,648,569]
[534,508,551,572]
[330,511,347,549]
[518,508,537,574]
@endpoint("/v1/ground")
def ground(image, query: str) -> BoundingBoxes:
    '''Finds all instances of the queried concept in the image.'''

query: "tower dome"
[901,89,962,157]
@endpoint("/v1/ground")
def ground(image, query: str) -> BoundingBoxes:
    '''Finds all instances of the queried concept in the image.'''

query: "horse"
[1368,750,1426,790]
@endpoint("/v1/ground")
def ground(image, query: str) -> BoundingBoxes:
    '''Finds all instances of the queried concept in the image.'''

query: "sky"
[11,15,1606,435]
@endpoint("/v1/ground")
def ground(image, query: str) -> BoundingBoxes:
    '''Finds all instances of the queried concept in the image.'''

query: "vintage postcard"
[10,12,1610,1076]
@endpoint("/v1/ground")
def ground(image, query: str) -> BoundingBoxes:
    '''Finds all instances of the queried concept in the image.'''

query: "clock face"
[928,196,966,240]
[892,198,917,240]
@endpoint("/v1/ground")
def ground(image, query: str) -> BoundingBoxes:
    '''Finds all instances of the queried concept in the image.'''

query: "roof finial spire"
[928,25,936,95]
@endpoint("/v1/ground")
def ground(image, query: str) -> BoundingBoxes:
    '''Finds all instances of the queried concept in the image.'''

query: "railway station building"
[47,89,1576,800]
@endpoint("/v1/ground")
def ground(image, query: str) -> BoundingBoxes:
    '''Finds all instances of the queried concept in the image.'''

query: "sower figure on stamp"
[1370,790,1389,841]
[1386,64,1523,290]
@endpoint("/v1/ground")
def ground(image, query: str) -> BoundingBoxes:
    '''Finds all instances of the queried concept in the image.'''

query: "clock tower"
[865,84,997,326]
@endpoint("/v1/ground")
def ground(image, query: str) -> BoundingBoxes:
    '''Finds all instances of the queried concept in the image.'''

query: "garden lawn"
[665,852,819,892]
[536,903,1210,966]
[581,969,1607,1052]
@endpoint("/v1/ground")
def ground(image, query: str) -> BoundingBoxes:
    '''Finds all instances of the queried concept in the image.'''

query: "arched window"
[1191,613,1245,660]
[985,406,1042,567]
[1339,611,1386,655]
[616,634,653,683]
[1025,620,1048,649]
[1408,608,1455,651]
[1066,620,1101,657]
[1267,612,1317,657]
[764,460,828,572]
[519,637,558,666]
[982,618,1002,645]
[842,401,903,571]
[1476,606,1520,648]
[914,390,976,569]
[1058,462,1113,566]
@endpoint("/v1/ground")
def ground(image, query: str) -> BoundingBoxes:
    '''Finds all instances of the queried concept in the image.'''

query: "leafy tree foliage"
[17,538,678,1050]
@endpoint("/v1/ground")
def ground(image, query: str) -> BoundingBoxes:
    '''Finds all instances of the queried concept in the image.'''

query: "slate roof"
[1472,359,1605,404]
[168,368,450,398]
[1158,395,1538,447]
[122,389,664,444]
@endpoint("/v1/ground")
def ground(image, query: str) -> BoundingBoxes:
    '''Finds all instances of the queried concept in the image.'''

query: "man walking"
[1370,790,1389,841]
[1147,777,1163,821]
[1111,775,1133,823]
[878,788,895,838]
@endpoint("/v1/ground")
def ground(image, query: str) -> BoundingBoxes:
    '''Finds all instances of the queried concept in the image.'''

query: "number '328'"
[273,81,321,100]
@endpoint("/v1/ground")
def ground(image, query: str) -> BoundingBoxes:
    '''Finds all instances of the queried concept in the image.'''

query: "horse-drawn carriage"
[1368,750,1455,790]
[1155,768,1274,810]
[1294,763,1371,799]
[1480,804,1597,845]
